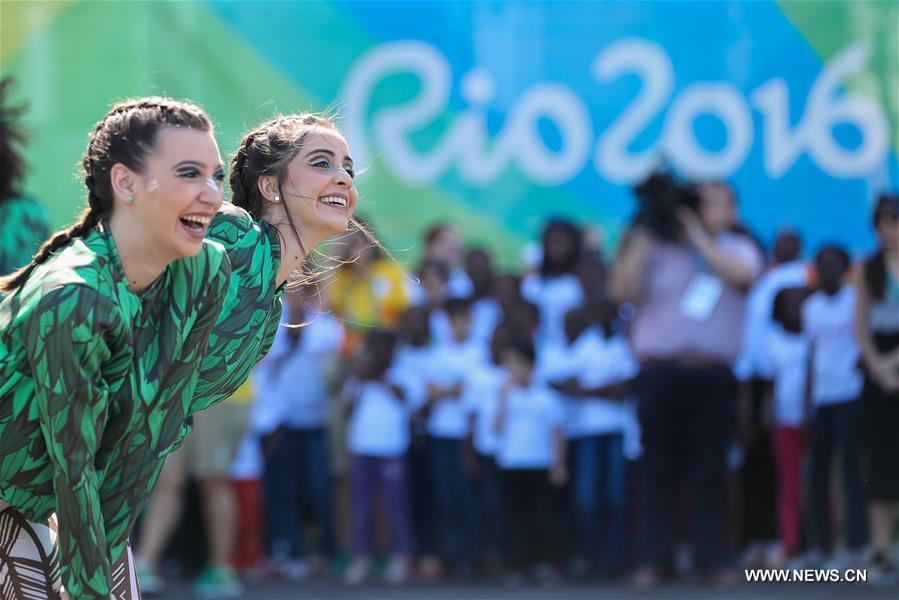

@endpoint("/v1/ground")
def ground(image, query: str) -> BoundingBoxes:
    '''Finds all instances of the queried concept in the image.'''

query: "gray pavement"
[155,577,898,600]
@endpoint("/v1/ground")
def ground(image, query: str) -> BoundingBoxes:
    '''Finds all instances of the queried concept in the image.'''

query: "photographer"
[611,174,763,587]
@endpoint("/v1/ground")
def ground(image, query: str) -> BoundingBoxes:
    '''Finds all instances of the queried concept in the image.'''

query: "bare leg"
[869,501,897,555]
[200,478,238,568]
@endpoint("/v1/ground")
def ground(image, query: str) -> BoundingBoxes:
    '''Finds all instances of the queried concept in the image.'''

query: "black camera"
[632,170,700,241]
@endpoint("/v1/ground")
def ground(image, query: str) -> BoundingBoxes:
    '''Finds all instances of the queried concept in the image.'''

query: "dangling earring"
[273,193,282,203]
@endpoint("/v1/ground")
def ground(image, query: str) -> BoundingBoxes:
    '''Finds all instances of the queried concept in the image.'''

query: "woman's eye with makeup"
[311,158,330,170]
[177,168,200,178]
[214,170,225,182]
[345,165,355,178]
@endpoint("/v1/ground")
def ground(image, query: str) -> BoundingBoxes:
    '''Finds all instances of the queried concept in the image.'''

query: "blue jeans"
[810,401,868,552]
[429,437,478,565]
[263,427,335,559]
[473,453,503,558]
[572,433,628,569]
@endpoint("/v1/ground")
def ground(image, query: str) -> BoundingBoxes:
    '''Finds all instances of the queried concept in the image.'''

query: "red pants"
[772,426,805,554]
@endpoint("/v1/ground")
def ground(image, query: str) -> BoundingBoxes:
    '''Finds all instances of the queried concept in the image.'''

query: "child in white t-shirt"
[420,298,486,575]
[463,320,515,572]
[802,246,867,563]
[540,304,637,574]
[495,339,568,581]
[252,292,344,577]
[392,306,442,578]
[344,331,416,585]
[765,286,811,566]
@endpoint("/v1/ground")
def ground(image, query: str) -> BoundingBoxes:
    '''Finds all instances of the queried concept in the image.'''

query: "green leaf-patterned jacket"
[193,202,284,412]
[0,224,230,598]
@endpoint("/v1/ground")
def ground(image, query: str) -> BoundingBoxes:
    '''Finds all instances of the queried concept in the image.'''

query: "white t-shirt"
[390,344,431,413]
[801,287,863,405]
[250,310,344,433]
[463,363,506,456]
[521,273,585,347]
[735,261,808,380]
[426,338,488,438]
[429,309,453,345]
[495,383,565,470]
[470,297,502,345]
[536,329,638,438]
[766,325,809,427]
[571,330,640,438]
[346,379,410,457]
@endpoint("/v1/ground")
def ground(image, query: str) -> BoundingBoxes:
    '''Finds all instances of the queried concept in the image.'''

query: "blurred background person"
[854,193,899,582]
[765,286,812,568]
[423,222,471,299]
[0,77,50,278]
[612,174,763,588]
[253,288,344,579]
[803,245,867,569]
[522,219,585,347]
[343,331,416,585]
[495,339,568,585]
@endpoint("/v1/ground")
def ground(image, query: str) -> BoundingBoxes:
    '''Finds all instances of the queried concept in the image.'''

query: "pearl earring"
[126,194,135,204]
[273,194,282,203]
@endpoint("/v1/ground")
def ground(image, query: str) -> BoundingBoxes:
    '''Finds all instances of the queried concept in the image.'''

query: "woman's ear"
[110,163,138,204]
[257,175,281,203]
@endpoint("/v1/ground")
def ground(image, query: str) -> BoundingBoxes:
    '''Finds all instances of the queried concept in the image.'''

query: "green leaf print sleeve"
[192,204,283,414]
[22,285,125,599]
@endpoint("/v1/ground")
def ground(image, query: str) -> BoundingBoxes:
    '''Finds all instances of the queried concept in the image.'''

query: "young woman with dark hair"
[137,113,366,594]
[0,97,230,599]
[192,112,363,410]
[854,193,899,579]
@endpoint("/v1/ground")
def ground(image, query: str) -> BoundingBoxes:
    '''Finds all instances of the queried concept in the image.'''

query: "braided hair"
[0,97,212,293]
[229,112,382,288]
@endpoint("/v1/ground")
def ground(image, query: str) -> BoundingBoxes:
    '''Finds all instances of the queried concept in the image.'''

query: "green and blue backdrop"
[2,0,897,267]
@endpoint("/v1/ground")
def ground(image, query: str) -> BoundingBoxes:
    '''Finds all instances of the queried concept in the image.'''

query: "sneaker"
[823,549,863,572]
[279,559,312,581]
[868,552,898,588]
[193,565,243,599]
[343,557,371,586]
[134,558,164,596]
[533,563,563,587]
[502,570,528,588]
[416,556,444,582]
[384,556,410,585]
[787,549,825,570]
[568,558,592,579]
[631,566,661,591]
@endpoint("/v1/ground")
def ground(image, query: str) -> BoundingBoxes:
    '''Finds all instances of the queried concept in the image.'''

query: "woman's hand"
[677,207,713,252]
[870,355,899,393]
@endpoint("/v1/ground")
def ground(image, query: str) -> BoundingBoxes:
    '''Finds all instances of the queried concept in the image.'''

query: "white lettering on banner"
[591,38,673,183]
[341,39,888,186]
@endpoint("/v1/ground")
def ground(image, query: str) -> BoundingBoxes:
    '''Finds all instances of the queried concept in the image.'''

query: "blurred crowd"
[131,175,899,596]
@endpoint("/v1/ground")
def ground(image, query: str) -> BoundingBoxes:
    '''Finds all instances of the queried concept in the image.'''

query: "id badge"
[679,273,724,321]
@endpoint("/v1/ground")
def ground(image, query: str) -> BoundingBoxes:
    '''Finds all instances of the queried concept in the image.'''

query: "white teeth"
[181,215,211,228]
[319,196,347,208]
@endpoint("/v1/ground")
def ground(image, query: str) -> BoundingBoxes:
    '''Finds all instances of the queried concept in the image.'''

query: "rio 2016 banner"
[1,1,896,267]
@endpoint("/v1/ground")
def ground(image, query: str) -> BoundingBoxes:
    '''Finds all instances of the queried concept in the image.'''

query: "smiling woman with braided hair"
[194,112,364,409]
[135,112,368,592]
[0,97,231,599]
